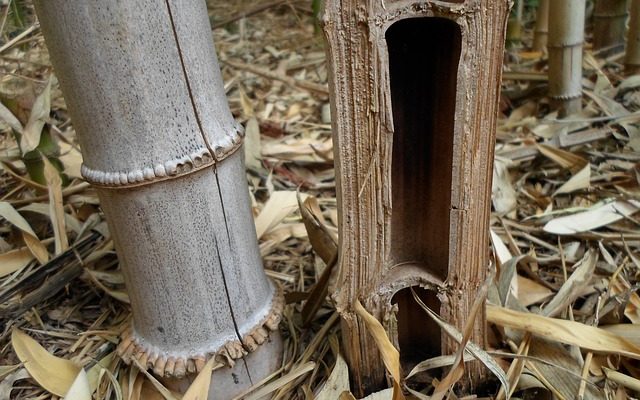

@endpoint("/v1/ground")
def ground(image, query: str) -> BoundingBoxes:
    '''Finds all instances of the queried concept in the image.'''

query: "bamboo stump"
[322,0,510,395]
[34,1,283,398]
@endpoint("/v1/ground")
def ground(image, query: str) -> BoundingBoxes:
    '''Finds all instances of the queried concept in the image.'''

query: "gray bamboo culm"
[33,0,283,396]
[548,0,585,116]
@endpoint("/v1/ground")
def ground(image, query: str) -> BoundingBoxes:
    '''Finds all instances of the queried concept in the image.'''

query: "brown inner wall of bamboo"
[386,16,461,363]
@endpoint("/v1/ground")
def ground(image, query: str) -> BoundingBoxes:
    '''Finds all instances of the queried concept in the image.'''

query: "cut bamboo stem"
[322,0,510,396]
[533,0,550,52]
[626,0,640,74]
[593,0,628,54]
[548,0,586,117]
[33,1,283,398]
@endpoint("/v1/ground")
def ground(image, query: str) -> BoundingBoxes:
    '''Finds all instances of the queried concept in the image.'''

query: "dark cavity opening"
[386,17,461,281]
[392,286,442,366]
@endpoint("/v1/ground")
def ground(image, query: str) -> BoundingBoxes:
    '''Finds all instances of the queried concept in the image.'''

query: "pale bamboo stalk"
[33,1,283,398]
[593,0,628,53]
[323,0,510,396]
[533,0,550,52]
[548,0,586,116]
[626,0,640,74]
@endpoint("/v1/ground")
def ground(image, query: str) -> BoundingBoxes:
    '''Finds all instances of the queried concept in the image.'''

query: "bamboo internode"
[548,0,585,116]
[33,0,283,396]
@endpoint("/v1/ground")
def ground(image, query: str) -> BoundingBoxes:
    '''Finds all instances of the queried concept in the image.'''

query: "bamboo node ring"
[116,282,284,378]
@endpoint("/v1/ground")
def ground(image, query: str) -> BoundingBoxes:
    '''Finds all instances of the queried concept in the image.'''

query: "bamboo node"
[81,127,245,189]
[116,282,284,378]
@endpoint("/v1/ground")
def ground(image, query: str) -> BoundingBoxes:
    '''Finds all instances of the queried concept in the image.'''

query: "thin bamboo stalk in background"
[548,0,586,116]
[533,0,550,52]
[33,1,283,398]
[626,0,640,74]
[593,0,628,54]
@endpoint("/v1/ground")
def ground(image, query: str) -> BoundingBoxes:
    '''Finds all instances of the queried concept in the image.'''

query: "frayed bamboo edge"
[116,283,284,379]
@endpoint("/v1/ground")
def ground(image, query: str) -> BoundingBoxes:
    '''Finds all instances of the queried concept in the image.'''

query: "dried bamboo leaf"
[537,144,588,174]
[43,156,68,254]
[517,275,553,307]
[64,369,91,400]
[182,357,220,400]
[412,294,511,395]
[315,353,350,399]
[11,329,80,397]
[0,201,48,263]
[21,76,52,154]
[543,200,640,235]
[0,247,33,277]
[254,191,303,238]
[542,249,597,317]
[0,101,23,134]
[553,163,591,195]
[487,304,640,359]
[353,300,405,400]
[243,361,316,400]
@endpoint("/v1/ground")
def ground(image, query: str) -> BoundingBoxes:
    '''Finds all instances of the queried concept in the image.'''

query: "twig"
[224,59,329,96]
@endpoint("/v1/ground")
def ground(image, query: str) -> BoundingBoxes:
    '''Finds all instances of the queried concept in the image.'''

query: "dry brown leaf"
[354,300,405,400]
[487,304,640,359]
[11,329,80,397]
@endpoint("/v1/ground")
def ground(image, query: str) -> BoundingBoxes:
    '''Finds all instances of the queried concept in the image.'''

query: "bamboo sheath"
[323,0,510,395]
[548,0,586,116]
[33,0,283,392]
[627,0,640,74]
[593,0,628,53]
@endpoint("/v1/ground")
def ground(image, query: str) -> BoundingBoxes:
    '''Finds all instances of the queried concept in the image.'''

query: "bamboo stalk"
[33,1,283,398]
[593,0,628,53]
[548,0,586,116]
[533,0,550,52]
[626,0,640,74]
[322,0,510,396]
